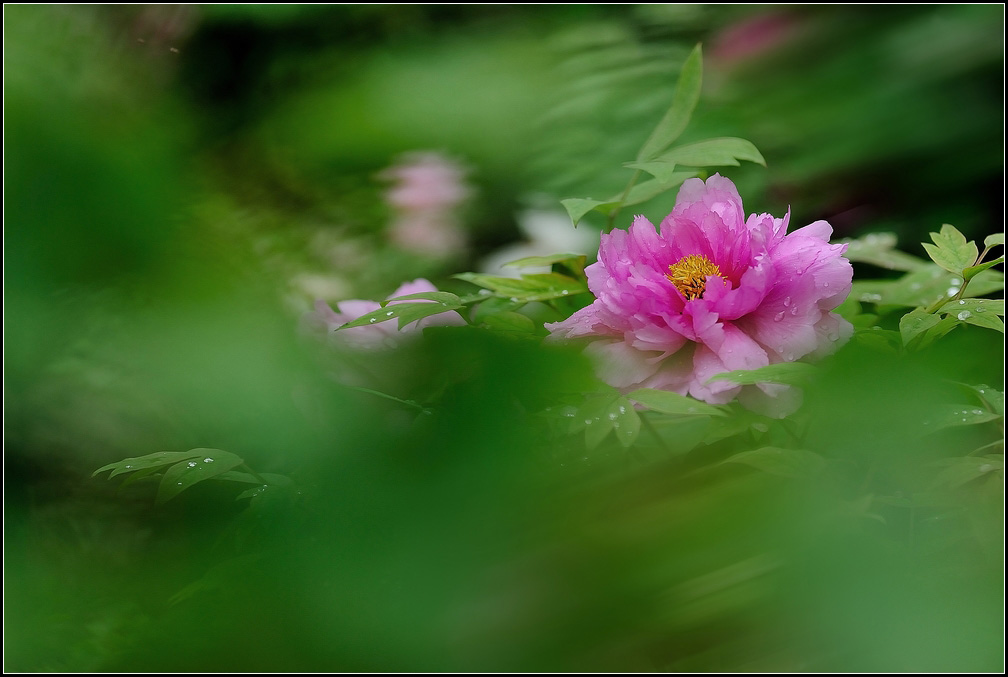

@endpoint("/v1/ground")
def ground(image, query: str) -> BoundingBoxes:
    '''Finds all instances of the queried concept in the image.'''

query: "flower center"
[667,255,721,300]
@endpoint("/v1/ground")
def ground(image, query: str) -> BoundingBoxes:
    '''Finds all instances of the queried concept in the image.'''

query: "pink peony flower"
[381,152,471,257]
[546,174,853,416]
[305,279,465,350]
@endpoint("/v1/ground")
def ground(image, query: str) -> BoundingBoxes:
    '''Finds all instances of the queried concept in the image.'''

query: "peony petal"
[584,339,661,388]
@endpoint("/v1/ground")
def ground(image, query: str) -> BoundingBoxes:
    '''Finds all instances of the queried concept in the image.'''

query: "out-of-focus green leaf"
[922,404,1002,432]
[899,308,940,346]
[984,233,1004,249]
[706,362,817,386]
[93,449,217,479]
[651,137,766,168]
[931,455,1003,489]
[156,450,245,504]
[627,388,728,416]
[962,255,1004,280]
[636,43,702,161]
[479,311,537,334]
[560,198,619,227]
[840,232,931,271]
[611,397,641,448]
[216,471,293,486]
[921,224,979,274]
[722,447,826,479]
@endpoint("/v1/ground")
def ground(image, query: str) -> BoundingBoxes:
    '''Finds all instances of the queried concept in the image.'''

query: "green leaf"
[627,388,728,416]
[611,397,641,448]
[560,198,619,227]
[853,328,902,353]
[984,233,1004,249]
[338,300,462,330]
[722,447,826,479]
[216,471,293,486]
[383,291,462,306]
[156,450,245,504]
[939,298,1005,332]
[454,272,588,302]
[706,362,816,386]
[959,384,1004,416]
[501,253,588,275]
[621,160,681,184]
[852,265,1003,308]
[899,308,940,346]
[938,298,1004,316]
[610,171,700,208]
[479,311,537,333]
[963,255,1004,281]
[636,43,702,161]
[840,232,931,272]
[652,137,766,168]
[922,404,1002,432]
[910,315,959,350]
[921,224,979,274]
[93,449,216,479]
[931,455,1003,489]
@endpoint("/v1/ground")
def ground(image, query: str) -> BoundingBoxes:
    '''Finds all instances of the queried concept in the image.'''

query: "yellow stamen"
[667,255,721,300]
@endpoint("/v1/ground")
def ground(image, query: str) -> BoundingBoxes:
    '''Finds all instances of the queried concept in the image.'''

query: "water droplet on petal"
[790,306,798,316]
[774,311,785,321]
[957,310,972,321]
[823,282,830,288]
[783,297,791,307]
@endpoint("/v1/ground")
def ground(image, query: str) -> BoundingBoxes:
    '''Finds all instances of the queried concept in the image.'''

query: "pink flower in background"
[382,152,471,257]
[305,279,465,350]
[546,174,853,416]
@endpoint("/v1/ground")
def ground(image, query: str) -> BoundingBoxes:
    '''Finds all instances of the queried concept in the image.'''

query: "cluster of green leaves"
[93,448,291,504]
[333,253,592,336]
[559,45,766,231]
[841,225,1004,353]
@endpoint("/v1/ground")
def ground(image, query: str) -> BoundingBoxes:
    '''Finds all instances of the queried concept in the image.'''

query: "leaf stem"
[344,384,428,412]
